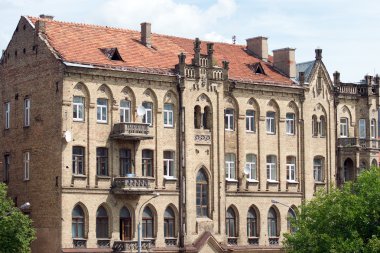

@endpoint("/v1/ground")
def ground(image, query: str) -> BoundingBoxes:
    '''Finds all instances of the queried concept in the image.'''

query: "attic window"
[100,48,123,61]
[252,62,265,75]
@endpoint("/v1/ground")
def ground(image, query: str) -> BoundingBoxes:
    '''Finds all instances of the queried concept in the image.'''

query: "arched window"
[194,106,201,129]
[312,115,318,137]
[196,169,208,217]
[319,116,326,137]
[371,159,378,168]
[267,208,277,237]
[142,207,154,238]
[120,207,132,240]
[72,205,85,238]
[203,106,212,129]
[96,206,109,238]
[247,207,258,237]
[371,119,377,139]
[164,207,175,238]
[287,209,296,233]
[226,207,236,237]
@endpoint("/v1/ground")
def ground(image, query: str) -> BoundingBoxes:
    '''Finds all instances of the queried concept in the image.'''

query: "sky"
[0,0,379,82]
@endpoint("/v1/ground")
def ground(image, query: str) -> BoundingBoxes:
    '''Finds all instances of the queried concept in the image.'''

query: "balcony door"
[120,207,132,240]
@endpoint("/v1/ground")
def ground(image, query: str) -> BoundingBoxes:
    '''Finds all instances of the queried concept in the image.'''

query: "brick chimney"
[333,71,340,85]
[39,14,54,20]
[141,22,151,48]
[246,36,268,61]
[272,48,296,78]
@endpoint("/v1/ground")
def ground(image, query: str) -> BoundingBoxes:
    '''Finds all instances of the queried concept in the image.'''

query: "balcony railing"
[268,237,279,245]
[165,238,178,246]
[73,238,87,248]
[111,176,155,195]
[110,123,153,141]
[248,237,259,245]
[97,239,110,248]
[338,138,380,149]
[112,240,155,252]
[227,237,238,245]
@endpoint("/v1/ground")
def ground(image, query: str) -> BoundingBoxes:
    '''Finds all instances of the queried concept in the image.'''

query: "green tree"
[283,167,380,253]
[0,183,35,253]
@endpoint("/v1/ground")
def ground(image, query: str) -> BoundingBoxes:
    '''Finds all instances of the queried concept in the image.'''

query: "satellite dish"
[243,166,250,176]
[64,131,72,142]
[137,105,146,117]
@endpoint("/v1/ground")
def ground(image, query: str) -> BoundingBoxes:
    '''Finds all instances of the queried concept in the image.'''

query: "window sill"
[226,178,238,182]
[266,132,276,135]
[314,181,325,185]
[267,180,279,184]
[23,178,30,182]
[246,130,256,134]
[23,125,30,128]
[247,179,259,183]
[225,129,235,132]
[286,133,295,136]
[73,119,84,122]
[287,180,298,184]
[164,176,177,181]
[164,125,174,128]
[72,174,87,179]
[97,175,111,180]
[97,121,108,124]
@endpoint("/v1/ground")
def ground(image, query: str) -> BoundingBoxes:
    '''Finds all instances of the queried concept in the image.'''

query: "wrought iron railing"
[111,123,152,140]
[73,238,87,248]
[338,138,379,149]
[248,237,259,245]
[165,238,178,246]
[113,240,155,252]
[112,177,154,194]
[268,237,279,245]
[227,237,238,245]
[97,239,110,248]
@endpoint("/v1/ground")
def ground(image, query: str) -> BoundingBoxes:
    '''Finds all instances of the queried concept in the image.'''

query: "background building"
[0,15,378,253]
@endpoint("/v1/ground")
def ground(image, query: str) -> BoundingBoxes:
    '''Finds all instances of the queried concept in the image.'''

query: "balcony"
[268,237,279,245]
[111,176,155,195]
[110,123,153,141]
[112,240,155,252]
[165,238,178,247]
[338,138,380,150]
[227,237,238,245]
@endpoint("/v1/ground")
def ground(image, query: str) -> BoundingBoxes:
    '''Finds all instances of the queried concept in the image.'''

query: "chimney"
[299,72,305,85]
[365,75,372,85]
[39,14,54,20]
[35,20,46,34]
[140,22,151,48]
[246,36,268,61]
[333,71,340,85]
[272,48,296,78]
[193,38,201,66]
[375,74,380,85]
[315,48,322,60]
[207,43,214,67]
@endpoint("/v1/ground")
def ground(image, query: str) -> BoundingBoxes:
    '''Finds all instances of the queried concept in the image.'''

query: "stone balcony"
[338,137,380,150]
[112,239,155,252]
[110,123,153,141]
[111,176,155,195]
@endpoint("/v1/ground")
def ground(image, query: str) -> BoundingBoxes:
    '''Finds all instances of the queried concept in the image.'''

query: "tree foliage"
[283,167,380,253]
[0,183,35,253]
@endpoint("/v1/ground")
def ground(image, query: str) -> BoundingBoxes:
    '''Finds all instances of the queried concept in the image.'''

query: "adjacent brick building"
[0,15,378,253]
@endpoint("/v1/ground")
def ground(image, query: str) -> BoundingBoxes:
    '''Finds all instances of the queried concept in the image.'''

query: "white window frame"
[313,158,324,182]
[370,119,376,139]
[359,119,366,139]
[225,109,234,131]
[142,102,153,126]
[24,98,30,127]
[97,98,108,123]
[266,155,277,181]
[163,103,174,127]
[120,100,131,123]
[340,117,348,137]
[225,153,236,180]
[246,110,255,132]
[5,102,10,129]
[286,156,296,182]
[286,113,295,135]
[24,152,30,180]
[245,154,257,181]
[163,151,175,178]
[73,96,84,122]
[266,111,276,134]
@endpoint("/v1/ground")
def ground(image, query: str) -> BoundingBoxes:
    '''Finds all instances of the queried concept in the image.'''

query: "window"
[226,207,236,237]
[164,207,175,238]
[96,148,108,176]
[267,208,277,237]
[359,119,366,139]
[5,102,10,129]
[203,106,212,129]
[73,96,84,121]
[266,111,276,134]
[371,119,376,139]
[142,207,154,238]
[194,106,201,129]
[24,98,30,126]
[72,205,85,238]
[246,110,256,132]
[72,146,85,175]
[142,149,153,177]
[246,154,257,180]
[224,108,234,131]
[313,157,324,182]
[163,151,175,178]
[286,156,296,181]
[266,155,277,181]
[196,169,208,217]
[120,149,131,176]
[247,207,258,237]
[24,152,30,180]
[312,115,318,137]
[287,209,296,233]
[225,153,236,180]
[96,206,109,238]
[3,154,10,183]
[120,207,132,240]
[286,113,295,135]
[340,117,348,137]
[319,116,326,137]
[164,104,174,127]
[97,98,108,123]
[142,102,153,126]
[120,100,131,123]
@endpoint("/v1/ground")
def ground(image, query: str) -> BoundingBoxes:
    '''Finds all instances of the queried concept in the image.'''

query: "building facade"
[0,16,378,253]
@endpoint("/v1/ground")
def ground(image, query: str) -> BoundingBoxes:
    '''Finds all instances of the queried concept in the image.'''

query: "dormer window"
[100,48,123,61]
[251,62,265,75]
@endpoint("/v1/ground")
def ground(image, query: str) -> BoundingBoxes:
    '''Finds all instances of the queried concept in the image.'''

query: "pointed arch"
[72,202,89,239]
[268,205,280,237]
[340,105,352,125]
[142,204,157,238]
[143,88,158,106]
[224,95,239,113]
[164,204,178,238]
[287,101,299,117]
[196,168,209,218]
[247,205,260,238]
[120,205,133,240]
[267,99,280,114]
[73,82,90,99]
[97,83,114,100]
[163,89,178,104]
[247,97,260,114]
[96,205,110,238]
[226,205,238,237]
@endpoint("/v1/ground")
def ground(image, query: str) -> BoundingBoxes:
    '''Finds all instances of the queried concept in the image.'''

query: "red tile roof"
[27,16,294,86]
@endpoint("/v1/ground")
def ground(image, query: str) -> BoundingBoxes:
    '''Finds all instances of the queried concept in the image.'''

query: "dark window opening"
[100,48,123,61]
